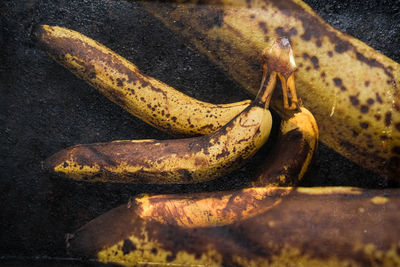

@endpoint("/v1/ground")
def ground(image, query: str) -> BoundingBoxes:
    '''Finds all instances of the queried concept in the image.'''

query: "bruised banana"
[44,38,297,183]
[134,106,318,227]
[67,187,400,266]
[34,24,250,136]
[141,0,400,181]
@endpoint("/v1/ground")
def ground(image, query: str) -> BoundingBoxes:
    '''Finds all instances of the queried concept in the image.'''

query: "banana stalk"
[140,0,400,181]
[67,187,400,266]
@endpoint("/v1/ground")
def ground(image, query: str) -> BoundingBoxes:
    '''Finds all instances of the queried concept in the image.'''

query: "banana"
[140,0,400,181]
[44,38,296,183]
[34,24,251,136]
[134,106,318,227]
[67,187,400,266]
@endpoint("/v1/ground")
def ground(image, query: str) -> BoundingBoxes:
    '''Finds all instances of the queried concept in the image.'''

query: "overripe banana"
[140,0,400,181]
[134,106,318,227]
[67,187,400,266]
[34,24,251,136]
[44,38,296,183]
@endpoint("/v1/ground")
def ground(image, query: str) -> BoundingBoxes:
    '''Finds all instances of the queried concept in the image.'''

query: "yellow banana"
[67,187,400,266]
[34,24,251,136]
[141,0,400,181]
[44,38,297,183]
[134,106,318,227]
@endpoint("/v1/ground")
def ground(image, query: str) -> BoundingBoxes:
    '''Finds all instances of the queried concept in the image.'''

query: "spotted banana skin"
[141,0,400,181]
[134,107,318,227]
[67,187,400,266]
[34,25,251,136]
[44,67,277,183]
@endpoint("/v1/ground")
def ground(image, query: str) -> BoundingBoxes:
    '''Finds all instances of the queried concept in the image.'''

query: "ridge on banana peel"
[67,187,400,266]
[140,0,400,182]
[44,38,294,184]
[34,25,251,137]
[134,64,319,228]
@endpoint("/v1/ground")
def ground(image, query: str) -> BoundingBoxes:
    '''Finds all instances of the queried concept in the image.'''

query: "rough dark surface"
[0,0,399,261]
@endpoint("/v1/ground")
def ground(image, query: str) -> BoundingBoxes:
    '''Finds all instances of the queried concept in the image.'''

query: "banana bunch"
[37,23,324,265]
[40,26,306,184]
[140,0,400,181]
[67,187,400,266]
[35,1,400,265]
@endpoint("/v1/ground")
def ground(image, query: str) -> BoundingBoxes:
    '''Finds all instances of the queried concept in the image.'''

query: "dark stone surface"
[0,0,399,260]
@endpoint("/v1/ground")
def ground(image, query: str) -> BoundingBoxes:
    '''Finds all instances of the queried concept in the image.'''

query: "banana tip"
[42,154,60,174]
[41,159,51,173]
[30,24,45,43]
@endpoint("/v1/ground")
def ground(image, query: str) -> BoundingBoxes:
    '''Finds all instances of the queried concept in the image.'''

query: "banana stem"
[278,72,299,110]
[254,66,277,109]
[260,37,298,111]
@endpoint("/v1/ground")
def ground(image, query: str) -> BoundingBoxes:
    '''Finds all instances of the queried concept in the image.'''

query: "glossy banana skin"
[67,187,400,266]
[34,25,251,136]
[44,73,275,183]
[141,0,400,180]
[134,107,318,227]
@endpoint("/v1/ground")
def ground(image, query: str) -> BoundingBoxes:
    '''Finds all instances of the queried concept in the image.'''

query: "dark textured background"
[1,0,399,263]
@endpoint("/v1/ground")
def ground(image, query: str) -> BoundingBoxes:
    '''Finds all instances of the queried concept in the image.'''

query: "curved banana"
[44,38,296,183]
[67,187,400,266]
[34,24,250,136]
[141,0,400,181]
[134,106,318,227]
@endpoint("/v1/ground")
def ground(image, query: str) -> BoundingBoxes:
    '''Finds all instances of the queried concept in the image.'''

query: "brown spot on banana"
[67,187,400,266]
[34,25,251,137]
[141,0,400,181]
[350,95,360,106]
[385,112,392,127]
[332,77,346,91]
